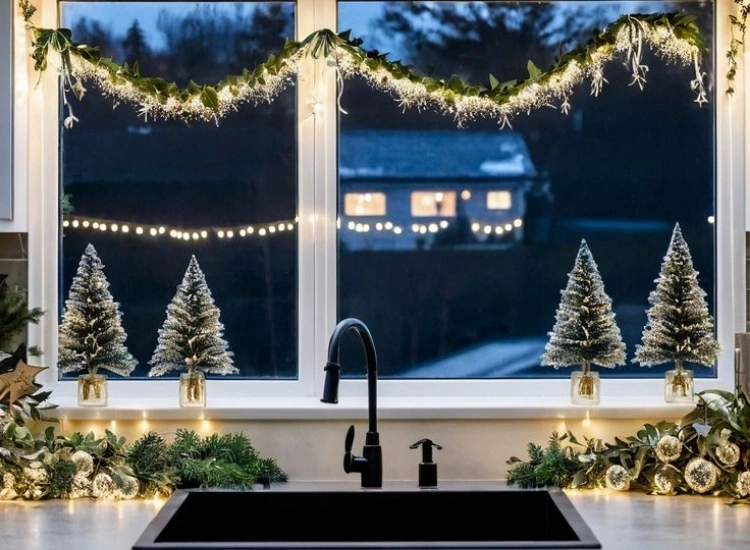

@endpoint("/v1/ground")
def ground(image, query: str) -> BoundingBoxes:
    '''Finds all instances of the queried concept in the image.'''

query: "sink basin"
[133,487,601,549]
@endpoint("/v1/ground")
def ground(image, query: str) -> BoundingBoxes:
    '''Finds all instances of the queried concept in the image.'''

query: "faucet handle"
[343,425,356,473]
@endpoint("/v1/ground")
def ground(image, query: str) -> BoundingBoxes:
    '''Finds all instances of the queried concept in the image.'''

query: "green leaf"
[489,74,500,91]
[527,60,542,82]
[201,87,220,110]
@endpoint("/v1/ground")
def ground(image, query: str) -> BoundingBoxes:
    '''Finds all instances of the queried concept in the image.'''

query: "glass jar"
[665,367,694,403]
[571,370,600,405]
[78,373,108,407]
[180,371,206,407]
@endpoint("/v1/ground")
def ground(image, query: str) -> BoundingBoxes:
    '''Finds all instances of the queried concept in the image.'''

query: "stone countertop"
[0,482,748,549]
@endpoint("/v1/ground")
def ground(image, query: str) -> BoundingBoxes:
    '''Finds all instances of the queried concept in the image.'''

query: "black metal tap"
[320,318,382,489]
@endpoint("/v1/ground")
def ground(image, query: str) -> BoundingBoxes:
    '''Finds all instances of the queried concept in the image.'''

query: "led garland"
[62,215,524,242]
[62,216,298,242]
[20,0,707,128]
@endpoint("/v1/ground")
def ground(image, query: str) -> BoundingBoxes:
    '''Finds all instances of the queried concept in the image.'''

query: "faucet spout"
[320,318,382,488]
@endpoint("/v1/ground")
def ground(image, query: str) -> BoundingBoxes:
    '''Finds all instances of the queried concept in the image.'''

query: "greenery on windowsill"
[507,388,750,504]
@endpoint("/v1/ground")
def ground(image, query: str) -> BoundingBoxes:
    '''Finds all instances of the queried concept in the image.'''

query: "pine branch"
[0,287,44,351]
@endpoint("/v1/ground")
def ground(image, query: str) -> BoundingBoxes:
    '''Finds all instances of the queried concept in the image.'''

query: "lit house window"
[410,192,457,216]
[344,193,387,216]
[487,191,512,210]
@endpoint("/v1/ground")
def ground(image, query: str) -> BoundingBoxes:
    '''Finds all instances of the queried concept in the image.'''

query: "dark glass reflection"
[337,1,716,379]
[59,2,298,378]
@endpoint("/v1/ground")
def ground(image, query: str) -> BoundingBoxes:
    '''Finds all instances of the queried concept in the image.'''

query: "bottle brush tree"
[58,244,137,378]
[633,223,721,371]
[541,239,626,378]
[148,255,237,382]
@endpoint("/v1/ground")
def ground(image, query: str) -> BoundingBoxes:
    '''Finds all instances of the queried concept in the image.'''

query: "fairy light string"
[62,215,525,242]
[20,0,708,128]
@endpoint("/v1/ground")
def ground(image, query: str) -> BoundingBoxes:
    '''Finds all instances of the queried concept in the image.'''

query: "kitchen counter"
[0,482,748,549]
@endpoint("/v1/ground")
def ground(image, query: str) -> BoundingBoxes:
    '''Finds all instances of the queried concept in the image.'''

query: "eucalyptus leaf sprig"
[728,0,750,93]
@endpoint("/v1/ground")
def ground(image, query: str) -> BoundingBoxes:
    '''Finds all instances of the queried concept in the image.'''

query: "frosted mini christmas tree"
[634,223,721,402]
[541,239,626,404]
[148,255,237,406]
[58,244,137,405]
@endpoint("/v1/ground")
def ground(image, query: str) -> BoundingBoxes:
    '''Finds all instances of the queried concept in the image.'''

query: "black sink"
[133,487,600,549]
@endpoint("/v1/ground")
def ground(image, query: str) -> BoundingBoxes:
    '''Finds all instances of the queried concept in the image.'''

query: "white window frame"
[15,0,746,417]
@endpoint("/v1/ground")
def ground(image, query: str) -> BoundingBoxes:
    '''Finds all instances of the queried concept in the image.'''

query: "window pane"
[487,191,512,210]
[337,1,715,379]
[59,2,297,379]
[411,192,456,217]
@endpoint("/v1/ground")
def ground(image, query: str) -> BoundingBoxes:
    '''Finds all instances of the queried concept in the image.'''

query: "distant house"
[338,129,550,251]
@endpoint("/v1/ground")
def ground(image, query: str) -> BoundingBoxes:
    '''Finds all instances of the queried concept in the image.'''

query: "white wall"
[58,416,680,482]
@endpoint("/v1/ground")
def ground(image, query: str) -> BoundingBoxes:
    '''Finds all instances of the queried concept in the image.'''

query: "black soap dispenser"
[409,438,442,488]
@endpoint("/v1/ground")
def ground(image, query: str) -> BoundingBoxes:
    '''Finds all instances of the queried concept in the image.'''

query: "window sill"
[49,391,695,421]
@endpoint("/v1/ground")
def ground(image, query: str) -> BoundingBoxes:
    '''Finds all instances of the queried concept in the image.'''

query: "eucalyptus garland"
[20,0,707,127]
[728,0,750,93]
[507,388,750,504]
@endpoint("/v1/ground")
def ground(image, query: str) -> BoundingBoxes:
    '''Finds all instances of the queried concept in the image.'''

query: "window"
[21,0,742,403]
[344,193,387,216]
[58,2,298,379]
[336,1,721,381]
[410,192,457,217]
[487,191,512,210]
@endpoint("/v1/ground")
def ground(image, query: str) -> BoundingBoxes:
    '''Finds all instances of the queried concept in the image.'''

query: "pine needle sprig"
[506,432,583,489]
[166,428,203,462]
[0,286,44,352]
[125,432,175,498]
[254,457,289,487]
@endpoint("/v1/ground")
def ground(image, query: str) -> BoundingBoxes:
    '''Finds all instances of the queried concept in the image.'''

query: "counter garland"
[507,388,750,504]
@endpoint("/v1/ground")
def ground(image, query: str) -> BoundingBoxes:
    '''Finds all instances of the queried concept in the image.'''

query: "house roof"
[339,129,538,179]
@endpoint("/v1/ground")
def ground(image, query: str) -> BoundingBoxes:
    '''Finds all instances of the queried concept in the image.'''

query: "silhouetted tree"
[69,16,116,58]
[122,20,150,71]
[374,2,611,82]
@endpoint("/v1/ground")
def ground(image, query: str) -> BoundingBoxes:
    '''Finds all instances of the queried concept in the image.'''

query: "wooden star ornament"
[0,359,47,405]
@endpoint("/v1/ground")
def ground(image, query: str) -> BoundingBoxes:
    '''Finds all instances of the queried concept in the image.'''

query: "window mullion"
[298,0,339,397]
